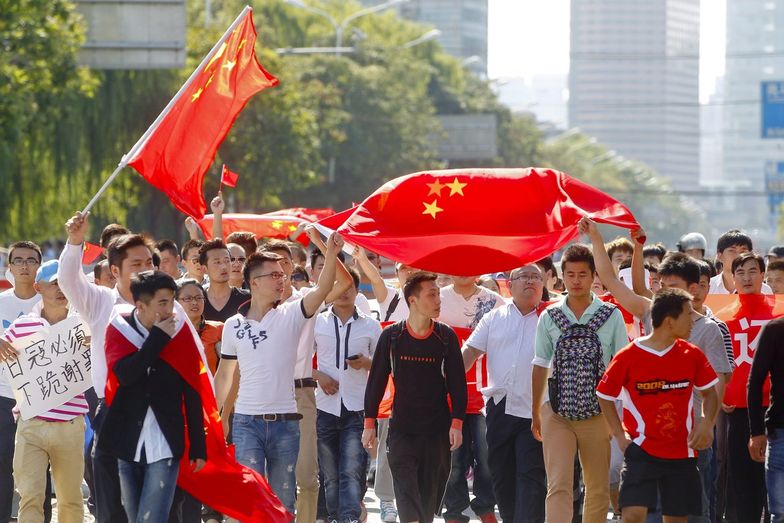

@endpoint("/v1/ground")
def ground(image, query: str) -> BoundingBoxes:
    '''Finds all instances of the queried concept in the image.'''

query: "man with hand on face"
[363,271,468,523]
[59,212,160,523]
[213,233,344,516]
[99,271,206,523]
[597,289,719,523]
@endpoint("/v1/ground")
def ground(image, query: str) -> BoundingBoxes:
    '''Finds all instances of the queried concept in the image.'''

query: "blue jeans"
[768,431,784,522]
[443,413,496,521]
[232,414,300,514]
[118,457,179,523]
[316,406,366,522]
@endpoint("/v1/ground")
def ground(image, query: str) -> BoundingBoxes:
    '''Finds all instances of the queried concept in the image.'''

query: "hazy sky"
[487,0,726,103]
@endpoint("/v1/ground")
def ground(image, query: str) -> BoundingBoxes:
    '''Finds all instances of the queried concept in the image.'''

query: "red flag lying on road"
[220,165,240,188]
[332,168,642,276]
[104,307,292,522]
[127,9,278,219]
[81,242,103,265]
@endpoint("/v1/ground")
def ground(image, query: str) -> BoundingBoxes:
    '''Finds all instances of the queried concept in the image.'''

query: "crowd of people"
[0,194,782,523]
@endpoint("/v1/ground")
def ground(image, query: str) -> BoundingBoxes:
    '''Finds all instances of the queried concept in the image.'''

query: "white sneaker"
[379,499,397,522]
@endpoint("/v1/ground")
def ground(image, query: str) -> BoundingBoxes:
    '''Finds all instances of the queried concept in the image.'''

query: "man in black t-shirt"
[199,239,250,323]
[363,271,467,523]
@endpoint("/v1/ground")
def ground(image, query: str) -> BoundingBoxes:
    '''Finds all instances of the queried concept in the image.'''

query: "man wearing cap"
[3,260,89,523]
[768,246,784,264]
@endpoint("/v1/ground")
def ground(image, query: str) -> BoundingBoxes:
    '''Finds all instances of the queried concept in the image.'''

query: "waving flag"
[220,165,240,189]
[334,168,642,275]
[127,9,278,218]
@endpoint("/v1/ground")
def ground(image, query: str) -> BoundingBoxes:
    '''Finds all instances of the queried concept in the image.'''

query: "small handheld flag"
[82,242,103,265]
[220,164,239,188]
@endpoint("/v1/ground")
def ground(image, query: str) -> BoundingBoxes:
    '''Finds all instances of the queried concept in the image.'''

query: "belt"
[294,378,317,388]
[253,413,303,422]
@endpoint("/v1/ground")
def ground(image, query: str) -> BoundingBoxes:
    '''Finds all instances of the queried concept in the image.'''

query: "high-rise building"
[722,0,784,229]
[361,0,488,76]
[568,0,700,190]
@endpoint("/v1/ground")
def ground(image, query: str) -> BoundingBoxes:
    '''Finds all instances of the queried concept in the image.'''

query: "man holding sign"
[3,260,89,523]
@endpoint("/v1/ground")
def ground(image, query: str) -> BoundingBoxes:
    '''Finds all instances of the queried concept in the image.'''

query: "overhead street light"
[401,29,441,49]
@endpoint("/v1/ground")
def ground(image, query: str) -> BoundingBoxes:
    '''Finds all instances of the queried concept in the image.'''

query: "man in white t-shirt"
[0,241,43,523]
[214,234,343,515]
[439,276,504,523]
[313,268,381,523]
[462,264,547,523]
[709,229,773,294]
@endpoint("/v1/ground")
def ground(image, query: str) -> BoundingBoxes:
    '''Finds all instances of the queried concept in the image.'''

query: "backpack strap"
[384,293,401,322]
[547,307,573,332]
[586,304,616,332]
[388,321,405,378]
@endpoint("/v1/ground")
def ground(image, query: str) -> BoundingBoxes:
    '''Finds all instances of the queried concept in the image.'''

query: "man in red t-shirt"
[597,288,719,522]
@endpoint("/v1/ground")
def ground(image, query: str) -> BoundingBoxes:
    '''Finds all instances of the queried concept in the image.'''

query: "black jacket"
[97,313,207,463]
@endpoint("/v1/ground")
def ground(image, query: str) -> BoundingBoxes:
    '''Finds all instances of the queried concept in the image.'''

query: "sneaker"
[478,513,499,523]
[379,499,398,522]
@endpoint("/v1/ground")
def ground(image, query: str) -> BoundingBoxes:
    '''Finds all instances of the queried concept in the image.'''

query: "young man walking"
[363,271,467,523]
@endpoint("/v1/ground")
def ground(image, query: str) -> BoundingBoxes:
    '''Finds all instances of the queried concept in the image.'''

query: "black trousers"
[0,397,15,523]
[168,488,202,523]
[486,397,546,523]
[727,408,767,523]
[93,399,128,523]
[387,427,451,523]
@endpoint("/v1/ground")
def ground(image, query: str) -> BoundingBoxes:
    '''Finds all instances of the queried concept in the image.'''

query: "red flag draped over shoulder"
[128,9,278,219]
[104,308,291,522]
[334,168,642,276]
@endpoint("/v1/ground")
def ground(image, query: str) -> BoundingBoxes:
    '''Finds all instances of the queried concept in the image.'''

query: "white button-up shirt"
[709,273,773,294]
[464,302,539,419]
[314,307,382,416]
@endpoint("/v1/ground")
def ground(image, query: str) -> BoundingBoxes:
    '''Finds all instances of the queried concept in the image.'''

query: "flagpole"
[81,5,254,214]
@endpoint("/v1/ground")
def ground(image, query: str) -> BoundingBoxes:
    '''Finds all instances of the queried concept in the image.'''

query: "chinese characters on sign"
[4,317,92,420]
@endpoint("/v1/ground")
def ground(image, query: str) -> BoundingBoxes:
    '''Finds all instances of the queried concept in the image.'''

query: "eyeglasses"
[510,274,543,282]
[179,295,205,304]
[230,256,247,264]
[10,258,40,267]
[253,272,288,281]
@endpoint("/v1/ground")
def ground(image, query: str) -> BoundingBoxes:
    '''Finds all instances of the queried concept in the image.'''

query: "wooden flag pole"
[81,5,253,214]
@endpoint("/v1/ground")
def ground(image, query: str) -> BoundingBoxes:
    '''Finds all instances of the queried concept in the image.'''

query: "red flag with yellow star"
[128,9,278,218]
[335,168,642,275]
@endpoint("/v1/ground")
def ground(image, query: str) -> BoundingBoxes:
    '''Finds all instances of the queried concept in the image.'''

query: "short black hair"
[288,241,307,266]
[130,270,177,303]
[176,278,207,300]
[93,259,109,280]
[768,260,784,273]
[643,243,667,263]
[100,224,131,249]
[8,241,42,263]
[535,256,558,278]
[260,239,293,260]
[651,288,693,328]
[291,265,310,283]
[181,239,204,261]
[226,232,257,258]
[717,229,753,254]
[695,259,715,280]
[732,252,766,274]
[198,238,229,266]
[606,237,634,258]
[561,244,595,273]
[107,234,154,270]
[658,252,700,286]
[347,267,361,290]
[152,251,160,269]
[309,248,344,269]
[403,271,438,306]
[155,239,179,258]
[243,251,283,285]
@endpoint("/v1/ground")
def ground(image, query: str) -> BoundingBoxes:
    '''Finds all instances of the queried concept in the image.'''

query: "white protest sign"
[4,316,92,420]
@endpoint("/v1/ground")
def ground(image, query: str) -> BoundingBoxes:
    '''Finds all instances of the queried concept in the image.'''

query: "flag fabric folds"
[220,165,240,188]
[197,213,309,240]
[81,242,103,265]
[331,168,642,275]
[128,9,278,219]
[104,307,291,522]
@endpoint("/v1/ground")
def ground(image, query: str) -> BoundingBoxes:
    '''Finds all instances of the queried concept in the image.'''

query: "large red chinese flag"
[197,213,308,240]
[128,9,278,218]
[336,168,642,275]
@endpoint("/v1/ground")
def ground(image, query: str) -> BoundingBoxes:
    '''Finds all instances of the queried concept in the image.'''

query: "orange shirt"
[199,319,224,375]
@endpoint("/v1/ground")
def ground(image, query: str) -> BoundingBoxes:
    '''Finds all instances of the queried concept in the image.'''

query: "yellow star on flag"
[426,180,446,197]
[191,88,203,102]
[223,60,236,71]
[205,73,215,88]
[271,220,283,229]
[206,42,228,70]
[422,199,443,219]
[445,178,467,196]
[288,225,298,232]
[238,39,247,52]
